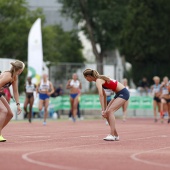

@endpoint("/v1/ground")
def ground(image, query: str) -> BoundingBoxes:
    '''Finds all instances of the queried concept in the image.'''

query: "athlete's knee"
[8,112,13,119]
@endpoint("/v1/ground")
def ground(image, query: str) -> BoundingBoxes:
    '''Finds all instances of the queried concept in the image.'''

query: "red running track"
[0,118,170,170]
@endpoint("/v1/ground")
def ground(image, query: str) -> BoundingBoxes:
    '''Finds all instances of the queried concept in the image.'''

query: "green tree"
[0,0,44,92]
[59,0,129,74]
[0,0,44,61]
[120,0,170,84]
[42,25,85,63]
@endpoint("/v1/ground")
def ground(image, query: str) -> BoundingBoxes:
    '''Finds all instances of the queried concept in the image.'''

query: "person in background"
[138,77,149,96]
[0,60,24,142]
[151,76,161,122]
[83,69,130,141]
[160,76,170,123]
[66,73,82,122]
[122,78,129,121]
[37,74,54,125]
[24,77,36,123]
[51,84,64,97]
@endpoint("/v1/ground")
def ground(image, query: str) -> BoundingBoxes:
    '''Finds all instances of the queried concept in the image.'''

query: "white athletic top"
[70,80,80,88]
[39,80,50,92]
[152,84,161,94]
[162,83,169,95]
[25,82,35,93]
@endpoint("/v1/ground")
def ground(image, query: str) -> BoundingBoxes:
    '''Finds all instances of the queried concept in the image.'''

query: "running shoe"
[103,135,119,141]
[0,135,6,142]
[43,121,46,126]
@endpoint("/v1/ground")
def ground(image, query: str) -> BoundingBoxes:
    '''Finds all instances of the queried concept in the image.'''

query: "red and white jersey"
[102,79,118,92]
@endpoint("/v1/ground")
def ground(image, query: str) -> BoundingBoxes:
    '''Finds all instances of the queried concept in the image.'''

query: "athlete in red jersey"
[83,69,130,141]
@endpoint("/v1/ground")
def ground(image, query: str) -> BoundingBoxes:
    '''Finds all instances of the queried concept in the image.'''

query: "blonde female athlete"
[83,69,130,141]
[151,76,161,122]
[66,73,82,122]
[0,60,25,142]
[37,74,54,125]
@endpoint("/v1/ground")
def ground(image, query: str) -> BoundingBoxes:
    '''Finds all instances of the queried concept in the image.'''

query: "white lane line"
[80,135,98,138]
[21,135,168,169]
[131,146,170,168]
[22,143,106,170]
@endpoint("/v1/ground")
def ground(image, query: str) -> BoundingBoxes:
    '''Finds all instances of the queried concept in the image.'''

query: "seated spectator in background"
[138,77,149,96]
[51,84,64,97]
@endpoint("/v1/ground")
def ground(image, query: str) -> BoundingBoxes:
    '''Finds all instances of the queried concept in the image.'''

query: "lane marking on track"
[131,146,170,168]
[22,135,169,169]
[80,135,98,138]
[22,142,106,170]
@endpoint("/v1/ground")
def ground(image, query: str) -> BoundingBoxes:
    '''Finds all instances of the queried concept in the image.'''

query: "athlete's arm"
[96,79,106,112]
[66,80,72,89]
[12,77,22,114]
[48,82,54,96]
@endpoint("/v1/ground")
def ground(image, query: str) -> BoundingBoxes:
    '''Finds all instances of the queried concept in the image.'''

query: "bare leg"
[24,97,29,118]
[153,100,157,122]
[122,101,128,121]
[0,97,13,134]
[43,99,49,123]
[28,97,34,122]
[73,97,79,120]
[106,98,126,136]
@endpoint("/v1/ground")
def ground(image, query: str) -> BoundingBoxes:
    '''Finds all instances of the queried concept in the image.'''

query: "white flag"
[28,18,43,84]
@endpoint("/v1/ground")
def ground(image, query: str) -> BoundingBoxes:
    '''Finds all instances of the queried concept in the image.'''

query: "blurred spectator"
[51,84,64,97]
[104,89,113,105]
[138,77,149,96]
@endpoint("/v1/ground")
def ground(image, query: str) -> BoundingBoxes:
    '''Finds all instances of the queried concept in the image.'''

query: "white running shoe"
[103,134,119,141]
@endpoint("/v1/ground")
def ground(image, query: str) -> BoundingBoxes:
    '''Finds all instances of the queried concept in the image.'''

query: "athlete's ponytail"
[83,68,110,82]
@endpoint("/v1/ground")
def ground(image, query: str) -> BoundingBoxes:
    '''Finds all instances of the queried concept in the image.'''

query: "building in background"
[26,0,76,31]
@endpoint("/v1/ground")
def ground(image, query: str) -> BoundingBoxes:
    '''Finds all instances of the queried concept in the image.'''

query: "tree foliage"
[120,0,170,84]
[0,0,84,92]
[42,25,85,63]
[0,0,44,61]
[59,0,129,73]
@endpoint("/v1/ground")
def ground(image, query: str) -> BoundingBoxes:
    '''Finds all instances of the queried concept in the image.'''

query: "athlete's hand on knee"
[101,111,107,118]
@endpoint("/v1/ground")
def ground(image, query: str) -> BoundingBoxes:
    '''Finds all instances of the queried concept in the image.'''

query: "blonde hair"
[10,60,25,79]
[153,76,160,82]
[83,68,110,82]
